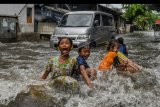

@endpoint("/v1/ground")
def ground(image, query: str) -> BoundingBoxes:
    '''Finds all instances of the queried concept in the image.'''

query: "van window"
[94,14,100,26]
[102,15,113,26]
[59,14,93,27]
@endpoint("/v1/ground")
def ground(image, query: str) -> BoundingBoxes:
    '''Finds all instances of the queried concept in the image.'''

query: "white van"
[50,11,116,47]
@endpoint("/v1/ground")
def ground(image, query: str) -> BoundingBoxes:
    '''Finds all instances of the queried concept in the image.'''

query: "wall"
[0,4,34,33]
[34,5,64,34]
[18,4,34,33]
[126,24,131,33]
[0,4,25,15]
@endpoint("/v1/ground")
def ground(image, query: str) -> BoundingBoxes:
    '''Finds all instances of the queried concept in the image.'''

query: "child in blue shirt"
[76,42,97,89]
[117,37,128,56]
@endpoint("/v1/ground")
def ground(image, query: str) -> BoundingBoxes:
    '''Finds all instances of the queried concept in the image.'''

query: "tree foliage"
[122,4,160,30]
[122,4,148,23]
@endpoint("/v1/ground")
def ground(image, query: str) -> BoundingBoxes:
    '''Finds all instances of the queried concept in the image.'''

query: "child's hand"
[40,70,50,80]
[116,64,127,71]
[88,81,96,89]
[102,73,107,80]
[90,73,97,81]
[124,61,128,65]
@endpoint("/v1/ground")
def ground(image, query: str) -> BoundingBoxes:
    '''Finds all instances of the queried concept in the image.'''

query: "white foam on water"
[1,35,160,107]
[0,65,48,105]
[65,69,160,107]
[0,42,7,46]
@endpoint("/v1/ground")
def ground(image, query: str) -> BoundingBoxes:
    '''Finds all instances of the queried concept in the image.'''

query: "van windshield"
[59,14,93,27]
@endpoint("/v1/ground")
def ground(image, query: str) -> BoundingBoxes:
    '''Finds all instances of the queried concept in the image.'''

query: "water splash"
[1,33,160,107]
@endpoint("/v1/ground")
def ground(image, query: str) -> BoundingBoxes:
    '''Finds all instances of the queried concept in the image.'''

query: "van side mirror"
[93,20,99,27]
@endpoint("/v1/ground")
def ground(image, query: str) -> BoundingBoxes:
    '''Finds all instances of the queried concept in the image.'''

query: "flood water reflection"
[0,33,160,107]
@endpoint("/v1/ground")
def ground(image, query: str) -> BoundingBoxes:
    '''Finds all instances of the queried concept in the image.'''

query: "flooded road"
[0,33,160,107]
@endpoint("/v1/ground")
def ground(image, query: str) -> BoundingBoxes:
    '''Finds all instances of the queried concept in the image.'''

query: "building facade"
[0,4,126,38]
[0,4,34,33]
[34,4,68,35]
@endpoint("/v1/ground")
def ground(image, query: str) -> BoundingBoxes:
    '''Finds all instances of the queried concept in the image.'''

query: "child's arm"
[40,57,53,80]
[71,58,78,76]
[79,65,94,88]
[40,70,50,80]
[115,63,127,71]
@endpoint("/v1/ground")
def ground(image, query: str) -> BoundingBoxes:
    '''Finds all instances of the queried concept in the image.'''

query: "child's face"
[79,48,90,59]
[58,38,72,55]
[113,42,120,52]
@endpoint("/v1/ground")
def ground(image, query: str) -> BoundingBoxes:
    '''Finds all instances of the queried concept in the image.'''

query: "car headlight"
[77,35,90,40]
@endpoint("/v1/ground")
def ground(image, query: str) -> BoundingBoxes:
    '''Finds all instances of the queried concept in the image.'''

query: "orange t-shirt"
[98,51,117,71]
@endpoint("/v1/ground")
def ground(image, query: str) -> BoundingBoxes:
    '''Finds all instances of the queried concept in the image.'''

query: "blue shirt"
[119,44,128,56]
[77,56,90,69]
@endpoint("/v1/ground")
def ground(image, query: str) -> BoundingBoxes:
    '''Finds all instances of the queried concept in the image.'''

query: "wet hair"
[117,37,124,44]
[78,42,91,53]
[107,39,118,51]
[57,37,73,47]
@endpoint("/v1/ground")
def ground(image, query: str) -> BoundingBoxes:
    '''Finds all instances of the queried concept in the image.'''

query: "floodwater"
[0,33,160,107]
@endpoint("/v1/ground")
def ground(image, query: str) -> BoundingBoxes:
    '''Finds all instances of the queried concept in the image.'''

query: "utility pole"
[96,4,99,11]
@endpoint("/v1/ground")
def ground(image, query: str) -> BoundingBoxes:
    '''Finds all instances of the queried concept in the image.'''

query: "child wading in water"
[116,37,128,56]
[97,39,128,80]
[41,37,77,80]
[76,42,97,88]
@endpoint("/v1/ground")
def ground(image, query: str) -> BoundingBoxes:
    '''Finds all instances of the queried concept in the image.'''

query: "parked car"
[50,11,116,48]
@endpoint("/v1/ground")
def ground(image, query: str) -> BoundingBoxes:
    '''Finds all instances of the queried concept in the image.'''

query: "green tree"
[122,4,160,30]
[133,15,148,30]
[122,4,147,24]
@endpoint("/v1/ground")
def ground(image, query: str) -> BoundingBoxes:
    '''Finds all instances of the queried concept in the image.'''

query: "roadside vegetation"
[122,4,160,30]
